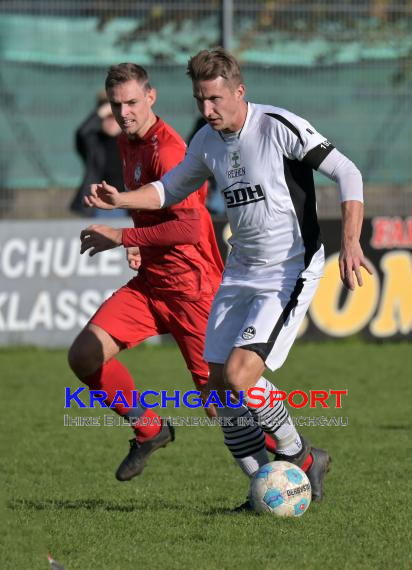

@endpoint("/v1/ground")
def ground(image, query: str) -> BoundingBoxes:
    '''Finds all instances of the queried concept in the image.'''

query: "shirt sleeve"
[122,210,201,247]
[270,110,335,169]
[317,148,364,203]
[160,132,212,207]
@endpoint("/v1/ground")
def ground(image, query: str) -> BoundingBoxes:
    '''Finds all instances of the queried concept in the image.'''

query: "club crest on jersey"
[222,181,266,208]
[227,151,246,179]
[242,326,256,340]
[230,150,241,169]
[134,164,142,183]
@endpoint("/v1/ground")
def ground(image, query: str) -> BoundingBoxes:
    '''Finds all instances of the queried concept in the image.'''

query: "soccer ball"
[250,461,311,517]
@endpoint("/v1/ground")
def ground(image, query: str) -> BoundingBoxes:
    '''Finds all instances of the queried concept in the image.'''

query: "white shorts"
[203,254,323,371]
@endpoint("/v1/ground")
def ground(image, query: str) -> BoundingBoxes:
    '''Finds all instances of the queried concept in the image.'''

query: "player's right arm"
[85,135,212,211]
[85,180,161,210]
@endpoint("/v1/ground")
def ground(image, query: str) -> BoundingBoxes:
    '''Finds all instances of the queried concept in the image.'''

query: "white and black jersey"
[155,103,364,367]
[159,103,337,273]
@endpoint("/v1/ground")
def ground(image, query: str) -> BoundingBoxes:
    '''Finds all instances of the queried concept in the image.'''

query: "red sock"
[264,433,277,454]
[82,358,162,442]
[301,453,313,472]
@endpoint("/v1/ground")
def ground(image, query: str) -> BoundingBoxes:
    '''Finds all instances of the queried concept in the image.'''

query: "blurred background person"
[70,90,127,218]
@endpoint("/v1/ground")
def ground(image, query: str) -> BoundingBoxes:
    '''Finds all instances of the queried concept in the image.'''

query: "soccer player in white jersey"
[83,49,373,510]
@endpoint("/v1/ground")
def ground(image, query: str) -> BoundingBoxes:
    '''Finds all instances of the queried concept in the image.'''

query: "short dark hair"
[187,48,243,87]
[105,63,152,91]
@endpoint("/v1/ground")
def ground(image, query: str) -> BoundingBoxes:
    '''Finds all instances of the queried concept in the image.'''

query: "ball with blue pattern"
[250,461,311,517]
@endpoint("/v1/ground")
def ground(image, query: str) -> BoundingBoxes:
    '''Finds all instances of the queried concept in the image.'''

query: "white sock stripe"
[257,399,285,416]
[259,406,288,421]
[249,405,288,427]
[216,402,270,478]
[242,376,301,454]
[217,400,269,477]
[259,411,289,426]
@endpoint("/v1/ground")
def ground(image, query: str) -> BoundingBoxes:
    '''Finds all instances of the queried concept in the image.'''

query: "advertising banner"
[0,219,130,347]
[0,217,410,346]
[214,216,412,341]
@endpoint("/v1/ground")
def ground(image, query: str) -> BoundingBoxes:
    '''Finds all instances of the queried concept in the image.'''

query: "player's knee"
[223,368,245,395]
[224,347,265,395]
[67,331,104,378]
[223,359,246,393]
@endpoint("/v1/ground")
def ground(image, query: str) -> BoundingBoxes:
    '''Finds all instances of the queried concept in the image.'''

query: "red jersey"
[118,117,223,300]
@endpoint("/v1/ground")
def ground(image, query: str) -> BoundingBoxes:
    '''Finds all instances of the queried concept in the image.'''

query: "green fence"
[0,5,411,190]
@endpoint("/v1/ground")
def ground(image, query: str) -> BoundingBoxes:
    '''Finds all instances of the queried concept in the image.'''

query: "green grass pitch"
[1,341,411,569]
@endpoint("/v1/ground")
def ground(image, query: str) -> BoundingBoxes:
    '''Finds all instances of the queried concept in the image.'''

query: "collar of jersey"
[217,102,251,142]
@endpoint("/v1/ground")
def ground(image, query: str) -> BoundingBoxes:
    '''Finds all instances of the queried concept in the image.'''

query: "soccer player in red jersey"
[68,63,224,481]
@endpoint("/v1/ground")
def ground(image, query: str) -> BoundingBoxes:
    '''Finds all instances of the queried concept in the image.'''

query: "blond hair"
[187,48,243,88]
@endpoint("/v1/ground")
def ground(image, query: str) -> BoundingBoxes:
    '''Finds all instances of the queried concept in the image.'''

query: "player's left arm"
[275,110,373,289]
[122,210,201,248]
[339,200,372,289]
[316,149,374,290]
[80,224,123,256]
[80,212,201,257]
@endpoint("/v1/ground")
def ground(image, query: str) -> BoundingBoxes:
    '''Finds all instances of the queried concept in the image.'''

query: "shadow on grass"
[206,506,258,516]
[8,497,179,513]
[8,498,257,517]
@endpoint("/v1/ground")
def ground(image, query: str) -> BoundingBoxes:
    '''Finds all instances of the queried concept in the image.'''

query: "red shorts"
[90,277,214,389]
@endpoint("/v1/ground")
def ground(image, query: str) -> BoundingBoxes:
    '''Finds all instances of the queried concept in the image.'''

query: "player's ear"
[147,87,157,106]
[236,83,245,100]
